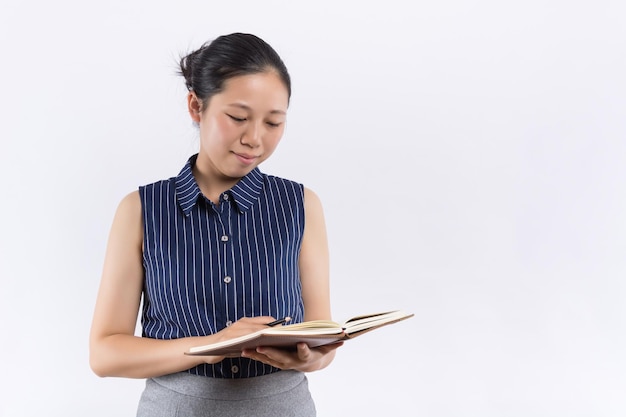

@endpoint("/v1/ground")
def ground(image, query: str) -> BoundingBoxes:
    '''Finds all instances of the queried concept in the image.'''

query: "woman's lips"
[233,152,258,165]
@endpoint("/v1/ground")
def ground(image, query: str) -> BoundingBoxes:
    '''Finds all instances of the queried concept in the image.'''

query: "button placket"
[217,199,236,335]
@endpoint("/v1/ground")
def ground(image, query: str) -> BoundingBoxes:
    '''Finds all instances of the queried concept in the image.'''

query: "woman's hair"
[179,33,291,110]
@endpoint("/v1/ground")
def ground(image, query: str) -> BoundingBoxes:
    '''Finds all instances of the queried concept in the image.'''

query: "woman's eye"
[266,122,281,128]
[227,114,246,122]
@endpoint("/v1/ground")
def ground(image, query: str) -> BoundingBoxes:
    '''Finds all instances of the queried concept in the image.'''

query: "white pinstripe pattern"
[139,155,305,378]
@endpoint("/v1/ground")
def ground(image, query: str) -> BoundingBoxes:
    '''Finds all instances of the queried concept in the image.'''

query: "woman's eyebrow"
[227,102,286,115]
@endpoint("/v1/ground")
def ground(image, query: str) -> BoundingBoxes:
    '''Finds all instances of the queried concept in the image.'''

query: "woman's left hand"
[241,341,343,372]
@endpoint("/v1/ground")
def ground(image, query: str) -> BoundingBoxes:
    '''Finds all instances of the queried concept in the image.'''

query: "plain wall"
[1,1,625,416]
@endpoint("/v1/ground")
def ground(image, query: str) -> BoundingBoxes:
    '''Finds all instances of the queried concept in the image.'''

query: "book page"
[343,310,414,335]
[277,320,342,331]
[186,322,344,354]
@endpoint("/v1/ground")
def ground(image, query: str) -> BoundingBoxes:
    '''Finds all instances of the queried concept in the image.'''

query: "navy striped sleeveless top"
[139,154,305,378]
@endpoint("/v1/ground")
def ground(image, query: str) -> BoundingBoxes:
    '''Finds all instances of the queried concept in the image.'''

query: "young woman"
[89,32,341,416]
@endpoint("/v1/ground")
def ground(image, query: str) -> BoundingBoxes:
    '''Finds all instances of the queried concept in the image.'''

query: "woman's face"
[190,71,289,182]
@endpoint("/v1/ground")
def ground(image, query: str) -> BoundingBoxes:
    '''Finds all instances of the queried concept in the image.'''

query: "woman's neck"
[192,164,239,205]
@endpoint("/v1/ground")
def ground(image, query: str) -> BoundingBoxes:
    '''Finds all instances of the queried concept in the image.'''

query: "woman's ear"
[187,92,202,123]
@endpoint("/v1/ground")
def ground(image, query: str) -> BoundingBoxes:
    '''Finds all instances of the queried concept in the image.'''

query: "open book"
[185,310,414,357]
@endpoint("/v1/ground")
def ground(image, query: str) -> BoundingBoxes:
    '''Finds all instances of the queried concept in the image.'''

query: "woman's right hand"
[197,316,278,364]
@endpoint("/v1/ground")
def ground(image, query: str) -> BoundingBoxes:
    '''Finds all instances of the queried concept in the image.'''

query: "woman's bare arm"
[88,191,272,378]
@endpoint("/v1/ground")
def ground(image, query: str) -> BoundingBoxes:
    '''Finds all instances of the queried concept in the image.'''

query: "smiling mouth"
[233,152,259,163]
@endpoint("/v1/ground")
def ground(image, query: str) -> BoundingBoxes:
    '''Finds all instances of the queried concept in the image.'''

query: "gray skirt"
[136,370,316,417]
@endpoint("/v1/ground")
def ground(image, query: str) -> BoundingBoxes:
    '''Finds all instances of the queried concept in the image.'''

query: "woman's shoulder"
[262,172,301,186]
[261,173,322,202]
[116,190,142,214]
[261,172,305,196]
[302,187,323,212]
[138,175,178,192]
[107,190,142,233]
[136,176,180,207]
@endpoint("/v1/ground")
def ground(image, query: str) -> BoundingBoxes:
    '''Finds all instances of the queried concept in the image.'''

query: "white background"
[1,1,625,416]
